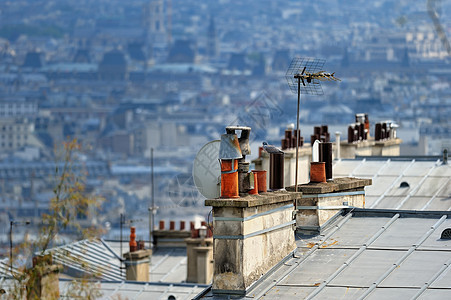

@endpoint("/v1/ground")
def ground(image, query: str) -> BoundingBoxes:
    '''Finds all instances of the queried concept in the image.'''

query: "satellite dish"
[193,140,221,199]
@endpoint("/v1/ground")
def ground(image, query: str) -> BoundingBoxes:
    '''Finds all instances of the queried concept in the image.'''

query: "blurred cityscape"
[0,0,450,245]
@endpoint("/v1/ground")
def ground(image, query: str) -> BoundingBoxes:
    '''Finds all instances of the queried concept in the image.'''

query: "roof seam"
[369,159,415,209]
[304,214,400,300]
[395,160,440,210]
[421,177,451,210]
[350,158,366,177]
[253,213,353,299]
[411,257,451,299]
[356,214,447,300]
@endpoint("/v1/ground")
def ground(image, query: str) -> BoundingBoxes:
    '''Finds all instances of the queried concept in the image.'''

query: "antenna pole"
[286,58,337,195]
[9,221,13,276]
[295,76,301,193]
[149,148,155,249]
[120,213,123,277]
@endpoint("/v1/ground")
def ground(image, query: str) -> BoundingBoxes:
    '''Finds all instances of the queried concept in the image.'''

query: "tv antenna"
[285,57,340,192]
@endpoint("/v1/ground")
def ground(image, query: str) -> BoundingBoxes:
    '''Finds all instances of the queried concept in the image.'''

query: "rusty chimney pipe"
[359,123,364,140]
[364,114,370,138]
[375,123,382,141]
[348,125,354,143]
[269,153,284,190]
[320,142,333,180]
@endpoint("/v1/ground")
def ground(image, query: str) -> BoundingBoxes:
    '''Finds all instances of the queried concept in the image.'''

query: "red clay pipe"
[248,172,258,195]
[310,162,326,183]
[220,159,239,198]
[252,170,267,193]
[129,227,137,252]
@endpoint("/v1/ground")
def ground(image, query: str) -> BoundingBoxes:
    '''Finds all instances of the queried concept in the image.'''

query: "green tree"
[3,139,104,299]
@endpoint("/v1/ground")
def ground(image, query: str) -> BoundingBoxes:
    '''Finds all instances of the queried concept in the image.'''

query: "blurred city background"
[0,0,450,246]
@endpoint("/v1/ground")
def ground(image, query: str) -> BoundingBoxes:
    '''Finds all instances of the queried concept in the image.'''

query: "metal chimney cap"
[219,134,242,160]
[226,125,251,131]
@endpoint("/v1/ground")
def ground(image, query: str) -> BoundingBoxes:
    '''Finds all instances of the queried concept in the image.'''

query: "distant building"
[99,130,134,156]
[0,99,37,118]
[127,42,147,62]
[73,49,91,63]
[272,49,290,72]
[98,50,127,81]
[0,118,42,152]
[167,40,196,63]
[206,17,219,59]
[227,53,248,71]
[143,0,167,47]
[22,52,43,69]
[419,124,451,155]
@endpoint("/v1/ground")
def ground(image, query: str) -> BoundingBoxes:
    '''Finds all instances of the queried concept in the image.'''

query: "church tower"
[144,0,167,47]
[207,17,219,60]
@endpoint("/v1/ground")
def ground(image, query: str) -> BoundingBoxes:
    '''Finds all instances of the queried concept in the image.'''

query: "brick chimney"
[27,254,62,300]
[123,227,151,282]
[153,220,191,247]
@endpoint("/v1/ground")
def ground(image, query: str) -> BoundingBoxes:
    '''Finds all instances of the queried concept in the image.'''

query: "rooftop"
[43,238,189,284]
[333,157,451,211]
[231,209,451,299]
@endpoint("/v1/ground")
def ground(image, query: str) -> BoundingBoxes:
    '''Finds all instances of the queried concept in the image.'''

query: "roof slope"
[249,209,451,299]
[44,238,123,281]
[44,239,189,284]
[333,158,451,211]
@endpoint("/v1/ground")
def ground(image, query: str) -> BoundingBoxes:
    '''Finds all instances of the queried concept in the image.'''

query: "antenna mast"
[285,58,339,192]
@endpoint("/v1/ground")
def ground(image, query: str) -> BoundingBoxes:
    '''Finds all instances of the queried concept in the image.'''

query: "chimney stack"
[185,224,213,284]
[27,255,62,300]
[205,191,300,295]
[123,227,152,282]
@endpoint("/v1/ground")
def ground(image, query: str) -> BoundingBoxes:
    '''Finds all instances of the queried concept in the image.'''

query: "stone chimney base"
[206,191,301,295]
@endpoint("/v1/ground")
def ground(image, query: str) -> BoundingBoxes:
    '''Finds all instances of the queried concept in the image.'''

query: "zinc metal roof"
[44,238,123,281]
[333,157,451,211]
[249,209,451,299]
[2,240,198,299]
[59,280,207,300]
[44,239,189,284]
[0,278,207,299]
[0,259,20,278]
